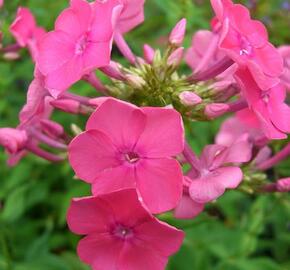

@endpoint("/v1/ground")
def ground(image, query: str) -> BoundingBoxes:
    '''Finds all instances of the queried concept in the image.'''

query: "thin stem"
[30,129,67,150]
[257,142,290,171]
[26,144,64,162]
[227,99,248,113]
[188,57,234,82]
[114,31,136,65]
[83,72,108,95]
[1,43,21,53]
[183,141,201,171]
[62,92,92,105]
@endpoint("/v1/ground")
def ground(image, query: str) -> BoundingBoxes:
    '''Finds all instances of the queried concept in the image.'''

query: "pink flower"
[211,0,283,90]
[69,98,184,214]
[37,0,123,97]
[235,68,290,140]
[116,0,145,34]
[0,0,4,8]
[10,7,45,61]
[67,189,184,270]
[188,143,250,204]
[169,18,187,46]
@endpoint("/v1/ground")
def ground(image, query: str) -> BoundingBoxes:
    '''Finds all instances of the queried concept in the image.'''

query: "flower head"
[37,0,123,97]
[67,189,184,270]
[211,0,283,90]
[69,98,184,214]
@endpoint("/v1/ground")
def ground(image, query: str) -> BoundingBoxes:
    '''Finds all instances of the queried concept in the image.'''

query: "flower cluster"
[1,0,290,269]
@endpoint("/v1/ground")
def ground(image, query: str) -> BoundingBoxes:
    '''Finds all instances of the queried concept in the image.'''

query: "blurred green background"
[0,0,290,269]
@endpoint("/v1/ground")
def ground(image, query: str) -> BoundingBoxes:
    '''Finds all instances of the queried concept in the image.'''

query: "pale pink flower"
[116,0,145,34]
[67,189,184,270]
[235,68,290,140]
[279,46,290,90]
[211,0,283,90]
[10,7,45,61]
[69,98,184,214]
[188,142,251,204]
[0,0,4,8]
[37,0,123,97]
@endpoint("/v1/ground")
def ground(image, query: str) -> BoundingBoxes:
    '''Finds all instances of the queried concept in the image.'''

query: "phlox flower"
[235,68,290,140]
[67,189,184,270]
[188,141,251,204]
[211,0,283,90]
[69,98,184,214]
[37,0,123,97]
[10,7,45,61]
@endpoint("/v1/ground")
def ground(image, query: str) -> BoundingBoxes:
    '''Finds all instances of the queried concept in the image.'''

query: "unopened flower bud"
[167,47,184,67]
[125,74,145,88]
[143,44,155,64]
[51,99,81,114]
[99,61,125,80]
[277,178,290,192]
[0,128,27,154]
[179,91,202,106]
[169,18,187,46]
[205,103,229,119]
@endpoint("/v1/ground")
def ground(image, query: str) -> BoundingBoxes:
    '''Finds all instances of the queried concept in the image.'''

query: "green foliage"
[0,1,290,269]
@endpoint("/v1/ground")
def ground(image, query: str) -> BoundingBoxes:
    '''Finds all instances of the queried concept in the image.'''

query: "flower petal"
[68,130,120,183]
[135,107,184,158]
[174,194,204,219]
[136,158,183,214]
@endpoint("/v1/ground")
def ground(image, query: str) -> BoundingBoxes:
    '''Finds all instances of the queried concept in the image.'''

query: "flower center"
[75,35,88,55]
[124,152,140,164]
[112,224,134,240]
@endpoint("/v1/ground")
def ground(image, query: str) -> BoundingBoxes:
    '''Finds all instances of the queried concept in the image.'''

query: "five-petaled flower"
[69,98,184,214]
[67,188,185,270]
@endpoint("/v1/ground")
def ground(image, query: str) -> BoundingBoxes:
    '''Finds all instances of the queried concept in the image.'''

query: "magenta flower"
[67,189,184,270]
[211,0,283,90]
[69,98,184,214]
[10,7,45,61]
[188,142,250,204]
[235,68,290,140]
[116,0,145,34]
[37,0,123,97]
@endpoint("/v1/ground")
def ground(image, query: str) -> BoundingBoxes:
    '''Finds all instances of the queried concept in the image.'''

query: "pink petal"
[68,130,120,183]
[67,196,113,235]
[10,7,36,46]
[86,98,146,150]
[37,30,75,75]
[118,242,168,270]
[135,107,184,158]
[200,144,227,170]
[134,219,185,257]
[55,0,91,39]
[136,158,183,214]
[77,233,123,270]
[174,194,204,219]
[44,56,83,97]
[254,43,284,77]
[82,41,112,73]
[189,167,242,203]
[91,165,136,196]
